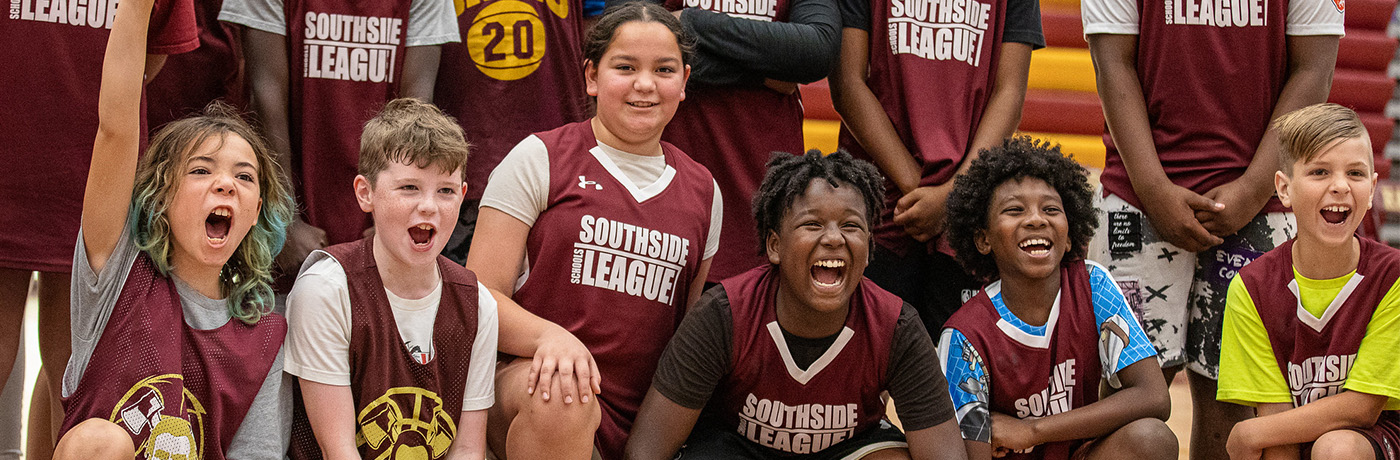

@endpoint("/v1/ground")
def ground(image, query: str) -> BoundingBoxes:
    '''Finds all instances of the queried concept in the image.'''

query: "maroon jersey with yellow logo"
[436,0,590,201]
[288,237,479,458]
[61,254,284,460]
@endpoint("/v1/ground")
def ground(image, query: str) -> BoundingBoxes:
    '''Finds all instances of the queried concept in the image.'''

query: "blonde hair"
[131,101,294,324]
[1274,103,1371,174]
[358,98,471,184]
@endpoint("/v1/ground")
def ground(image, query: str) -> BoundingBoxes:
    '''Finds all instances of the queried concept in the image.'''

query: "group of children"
[3,0,1396,454]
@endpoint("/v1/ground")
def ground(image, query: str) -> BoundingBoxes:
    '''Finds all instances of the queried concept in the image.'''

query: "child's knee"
[1310,430,1374,460]
[518,391,601,435]
[1112,418,1178,458]
[54,419,135,460]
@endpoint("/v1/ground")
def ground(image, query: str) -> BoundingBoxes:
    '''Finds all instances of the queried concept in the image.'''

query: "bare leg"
[1083,418,1178,460]
[1188,371,1250,460]
[1309,429,1376,460]
[52,419,134,460]
[37,271,72,447]
[27,368,55,460]
[0,338,23,460]
[487,358,600,460]
[0,269,29,402]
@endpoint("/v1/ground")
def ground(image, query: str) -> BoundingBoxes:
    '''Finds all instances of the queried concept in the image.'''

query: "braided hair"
[751,149,886,255]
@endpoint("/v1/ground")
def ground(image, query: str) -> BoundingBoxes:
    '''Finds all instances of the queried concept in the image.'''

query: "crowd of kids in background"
[1,0,1396,456]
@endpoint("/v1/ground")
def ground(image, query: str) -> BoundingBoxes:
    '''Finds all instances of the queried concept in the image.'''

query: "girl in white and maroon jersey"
[465,3,722,459]
[53,0,297,458]
[627,150,966,460]
[939,137,1174,460]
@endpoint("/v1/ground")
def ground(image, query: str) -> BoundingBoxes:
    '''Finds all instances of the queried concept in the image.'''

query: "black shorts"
[677,419,908,460]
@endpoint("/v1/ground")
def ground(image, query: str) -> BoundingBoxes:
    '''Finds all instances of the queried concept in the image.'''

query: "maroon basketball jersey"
[61,254,285,460]
[289,237,479,458]
[1239,238,1400,412]
[943,259,1102,459]
[838,0,1009,254]
[716,265,900,454]
[1097,0,1289,212]
[513,120,714,459]
[0,0,196,272]
[286,0,411,244]
[435,0,590,200]
[660,0,802,282]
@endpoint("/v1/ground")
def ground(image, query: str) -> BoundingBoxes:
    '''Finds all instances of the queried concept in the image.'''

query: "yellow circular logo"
[467,0,549,81]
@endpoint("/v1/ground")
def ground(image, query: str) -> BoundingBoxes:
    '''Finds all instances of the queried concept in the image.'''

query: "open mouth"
[811,259,846,288]
[1019,238,1052,256]
[408,223,435,248]
[1320,205,1350,225]
[628,101,658,108]
[205,208,231,244]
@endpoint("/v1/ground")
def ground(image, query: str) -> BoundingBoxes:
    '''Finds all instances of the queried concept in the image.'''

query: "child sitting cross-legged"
[1217,103,1400,460]
[940,136,1178,459]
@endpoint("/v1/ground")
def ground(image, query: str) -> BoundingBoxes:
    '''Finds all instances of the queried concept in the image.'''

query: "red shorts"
[1352,410,1400,460]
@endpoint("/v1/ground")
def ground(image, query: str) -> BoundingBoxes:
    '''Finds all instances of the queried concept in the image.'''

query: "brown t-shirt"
[652,284,955,432]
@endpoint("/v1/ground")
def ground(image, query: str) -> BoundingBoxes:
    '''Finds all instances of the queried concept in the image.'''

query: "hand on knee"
[53,418,135,460]
[1310,430,1374,460]
[518,387,601,436]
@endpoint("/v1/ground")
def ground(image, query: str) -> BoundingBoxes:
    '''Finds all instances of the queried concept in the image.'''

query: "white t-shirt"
[218,0,461,46]
[285,252,498,411]
[1082,0,1345,36]
[480,135,724,260]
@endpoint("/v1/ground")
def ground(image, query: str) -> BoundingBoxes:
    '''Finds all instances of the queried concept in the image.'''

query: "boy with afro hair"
[940,136,1176,459]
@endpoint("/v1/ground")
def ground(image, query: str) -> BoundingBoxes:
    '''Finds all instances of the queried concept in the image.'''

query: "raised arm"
[83,0,156,273]
[1196,35,1338,237]
[1087,33,1223,252]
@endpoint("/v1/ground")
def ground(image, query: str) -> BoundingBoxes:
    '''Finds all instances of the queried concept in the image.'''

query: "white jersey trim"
[588,146,677,203]
[991,285,1063,349]
[1290,273,1363,333]
[767,321,855,385]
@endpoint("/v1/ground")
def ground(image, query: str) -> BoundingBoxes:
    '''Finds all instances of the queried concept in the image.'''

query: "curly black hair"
[945,136,1097,282]
[751,150,886,255]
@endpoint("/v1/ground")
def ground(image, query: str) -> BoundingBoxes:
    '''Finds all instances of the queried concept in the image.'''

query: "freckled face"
[356,162,466,268]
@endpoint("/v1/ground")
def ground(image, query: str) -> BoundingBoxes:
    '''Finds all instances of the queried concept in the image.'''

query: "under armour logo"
[578,176,602,190]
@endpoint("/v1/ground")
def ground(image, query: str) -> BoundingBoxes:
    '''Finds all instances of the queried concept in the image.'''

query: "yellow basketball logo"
[109,374,207,460]
[357,387,458,459]
[467,0,549,81]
